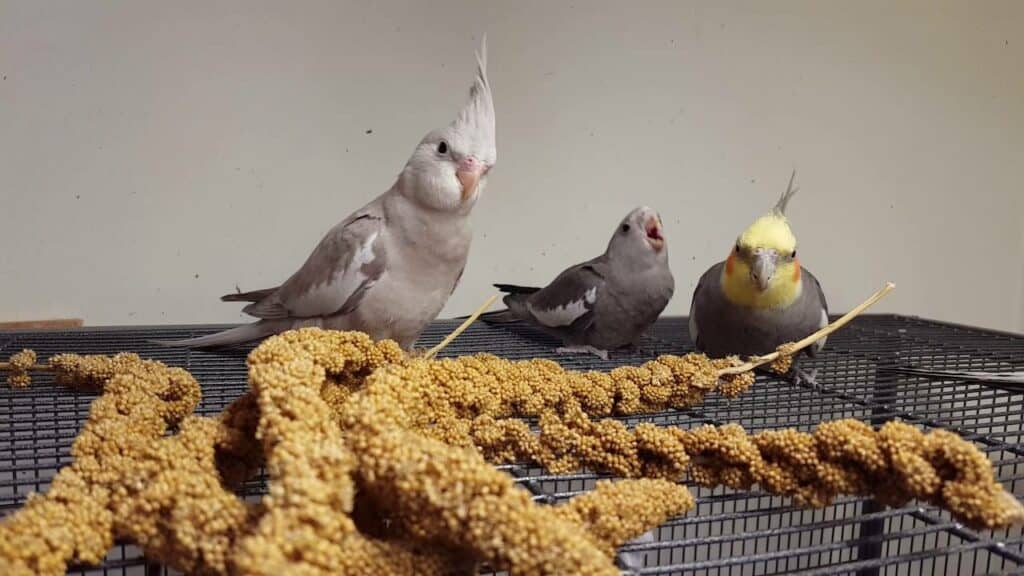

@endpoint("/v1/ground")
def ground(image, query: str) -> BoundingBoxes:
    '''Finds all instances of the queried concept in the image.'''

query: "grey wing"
[688,262,723,350]
[450,264,465,296]
[807,269,829,316]
[798,268,829,355]
[243,211,386,319]
[524,259,607,330]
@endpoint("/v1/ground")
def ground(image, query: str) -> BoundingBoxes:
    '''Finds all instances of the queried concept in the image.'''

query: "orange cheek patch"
[725,252,735,275]
[792,258,801,282]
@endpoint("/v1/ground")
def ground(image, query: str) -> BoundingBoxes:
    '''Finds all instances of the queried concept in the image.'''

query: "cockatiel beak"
[456,155,487,201]
[750,250,777,291]
[644,215,665,250]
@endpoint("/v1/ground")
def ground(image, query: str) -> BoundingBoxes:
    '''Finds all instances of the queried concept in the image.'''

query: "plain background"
[1,1,1022,332]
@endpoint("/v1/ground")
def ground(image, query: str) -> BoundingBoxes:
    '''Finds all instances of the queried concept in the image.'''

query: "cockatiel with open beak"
[688,171,829,386]
[157,37,496,351]
[482,206,674,360]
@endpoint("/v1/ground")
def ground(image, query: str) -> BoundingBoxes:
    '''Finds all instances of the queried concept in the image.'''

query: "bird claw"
[556,345,610,361]
[791,366,821,390]
[616,529,656,573]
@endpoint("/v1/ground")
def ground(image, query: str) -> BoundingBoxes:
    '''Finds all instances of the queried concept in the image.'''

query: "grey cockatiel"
[157,38,496,350]
[482,206,674,360]
[688,172,829,385]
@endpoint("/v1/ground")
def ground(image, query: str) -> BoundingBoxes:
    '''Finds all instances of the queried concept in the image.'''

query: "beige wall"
[1,1,1022,332]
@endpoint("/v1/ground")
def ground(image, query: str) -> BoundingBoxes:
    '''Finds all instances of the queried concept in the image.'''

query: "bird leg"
[788,355,821,390]
[556,345,610,361]
[618,341,645,355]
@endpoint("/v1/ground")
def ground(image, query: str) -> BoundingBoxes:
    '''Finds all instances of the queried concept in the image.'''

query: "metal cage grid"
[1,315,1022,575]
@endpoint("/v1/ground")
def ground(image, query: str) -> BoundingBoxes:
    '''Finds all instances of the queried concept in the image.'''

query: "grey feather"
[486,206,674,355]
[490,260,604,345]
[476,308,522,324]
[221,287,277,303]
[478,283,541,323]
[237,212,385,320]
[492,283,540,295]
[151,321,284,349]
[449,264,466,297]
[772,169,799,216]
[520,261,605,328]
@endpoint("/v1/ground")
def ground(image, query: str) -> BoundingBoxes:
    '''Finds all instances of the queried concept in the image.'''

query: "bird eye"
[437,141,449,154]
[791,250,797,258]
[621,224,630,233]
[735,243,741,253]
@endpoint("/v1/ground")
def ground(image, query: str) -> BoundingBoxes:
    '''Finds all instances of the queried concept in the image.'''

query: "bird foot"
[791,366,821,390]
[621,342,646,355]
[616,529,656,573]
[556,345,609,361]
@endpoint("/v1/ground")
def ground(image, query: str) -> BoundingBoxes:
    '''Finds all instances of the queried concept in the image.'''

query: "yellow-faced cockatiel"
[688,172,828,386]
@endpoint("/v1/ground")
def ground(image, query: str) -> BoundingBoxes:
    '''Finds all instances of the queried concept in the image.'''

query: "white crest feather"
[452,35,496,164]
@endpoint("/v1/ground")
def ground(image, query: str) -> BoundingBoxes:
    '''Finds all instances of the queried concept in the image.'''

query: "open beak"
[644,217,664,250]
[750,251,777,291]
[456,156,487,202]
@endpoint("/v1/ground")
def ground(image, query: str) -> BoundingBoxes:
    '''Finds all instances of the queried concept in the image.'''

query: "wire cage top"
[1,314,1022,575]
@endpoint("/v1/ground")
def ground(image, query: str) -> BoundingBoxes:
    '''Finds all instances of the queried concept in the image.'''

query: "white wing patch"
[528,286,597,327]
[290,232,379,317]
[812,307,829,351]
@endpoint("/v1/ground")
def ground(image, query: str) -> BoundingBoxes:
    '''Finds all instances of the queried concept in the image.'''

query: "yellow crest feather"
[738,214,797,254]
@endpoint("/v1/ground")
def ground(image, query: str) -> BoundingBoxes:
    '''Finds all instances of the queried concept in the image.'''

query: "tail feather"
[478,309,522,324]
[493,283,540,295]
[221,287,277,303]
[478,291,533,325]
[460,284,537,323]
[151,321,283,349]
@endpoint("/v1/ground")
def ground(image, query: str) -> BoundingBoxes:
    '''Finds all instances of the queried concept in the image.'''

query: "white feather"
[813,307,829,351]
[290,232,379,316]
[529,286,597,327]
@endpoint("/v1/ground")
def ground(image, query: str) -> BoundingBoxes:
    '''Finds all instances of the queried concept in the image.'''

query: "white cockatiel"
[158,38,495,350]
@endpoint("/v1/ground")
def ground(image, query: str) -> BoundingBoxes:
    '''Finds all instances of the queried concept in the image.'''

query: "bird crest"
[771,169,799,216]
[451,35,496,165]
[738,170,799,254]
